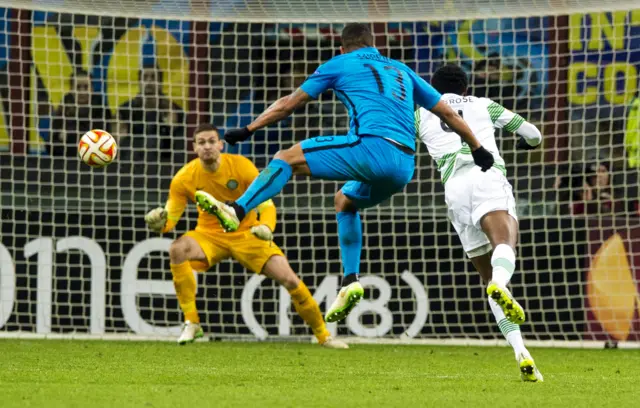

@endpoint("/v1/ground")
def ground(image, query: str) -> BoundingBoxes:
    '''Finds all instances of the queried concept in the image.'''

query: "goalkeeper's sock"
[289,281,330,344]
[491,244,516,286]
[489,296,527,357]
[337,211,362,283]
[171,261,199,324]
[236,159,292,215]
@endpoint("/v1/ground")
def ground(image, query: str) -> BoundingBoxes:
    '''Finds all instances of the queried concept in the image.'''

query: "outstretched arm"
[225,61,334,145]
[162,195,187,233]
[247,88,313,132]
[489,101,542,149]
[224,89,313,145]
[144,178,187,234]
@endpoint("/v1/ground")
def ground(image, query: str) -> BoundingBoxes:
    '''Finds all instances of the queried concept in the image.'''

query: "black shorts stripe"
[302,138,362,154]
[244,167,283,209]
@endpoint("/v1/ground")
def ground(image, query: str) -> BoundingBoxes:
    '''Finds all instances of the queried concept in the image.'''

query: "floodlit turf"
[0,340,638,407]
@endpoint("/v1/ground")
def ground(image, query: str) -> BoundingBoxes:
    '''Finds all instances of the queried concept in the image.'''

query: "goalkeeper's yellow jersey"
[162,154,276,234]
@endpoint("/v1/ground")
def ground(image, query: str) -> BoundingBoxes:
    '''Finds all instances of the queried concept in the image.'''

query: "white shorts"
[444,165,517,258]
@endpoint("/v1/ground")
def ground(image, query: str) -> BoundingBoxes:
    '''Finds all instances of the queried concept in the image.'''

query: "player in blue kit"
[196,23,495,323]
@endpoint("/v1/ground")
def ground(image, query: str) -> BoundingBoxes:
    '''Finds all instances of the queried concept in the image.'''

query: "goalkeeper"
[416,64,543,382]
[144,123,347,348]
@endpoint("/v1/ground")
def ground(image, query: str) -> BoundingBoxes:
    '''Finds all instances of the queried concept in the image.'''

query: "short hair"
[70,69,91,88]
[193,123,219,139]
[138,63,161,82]
[341,23,374,50]
[431,64,469,95]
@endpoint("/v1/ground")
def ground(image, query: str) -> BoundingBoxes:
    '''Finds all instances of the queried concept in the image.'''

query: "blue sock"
[236,159,292,213]
[337,211,362,278]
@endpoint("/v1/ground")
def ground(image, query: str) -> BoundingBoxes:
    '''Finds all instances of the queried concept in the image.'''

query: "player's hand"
[516,136,539,150]
[224,127,253,145]
[251,225,273,241]
[471,146,495,172]
[144,207,167,233]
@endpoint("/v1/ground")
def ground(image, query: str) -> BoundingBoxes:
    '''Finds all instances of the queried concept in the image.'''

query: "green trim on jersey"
[493,162,507,176]
[436,151,457,170]
[440,149,507,184]
[441,159,457,184]
[487,102,505,123]
[504,114,525,132]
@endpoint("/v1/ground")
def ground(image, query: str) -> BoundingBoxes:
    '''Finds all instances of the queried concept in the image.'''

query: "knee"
[262,256,300,290]
[334,190,357,213]
[274,147,296,163]
[274,144,307,170]
[169,239,190,264]
[281,273,300,291]
[273,149,287,162]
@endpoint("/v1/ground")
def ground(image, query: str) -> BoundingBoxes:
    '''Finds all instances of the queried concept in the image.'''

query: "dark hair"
[193,123,219,139]
[431,64,469,95]
[474,53,501,72]
[138,62,161,82]
[70,69,91,87]
[341,23,374,51]
[585,161,611,186]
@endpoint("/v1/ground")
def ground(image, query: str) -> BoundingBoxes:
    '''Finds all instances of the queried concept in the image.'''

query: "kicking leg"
[196,134,365,232]
[471,252,543,382]
[480,210,526,325]
[169,236,207,345]
[325,190,364,323]
[196,143,308,231]
[262,255,348,349]
[324,177,409,323]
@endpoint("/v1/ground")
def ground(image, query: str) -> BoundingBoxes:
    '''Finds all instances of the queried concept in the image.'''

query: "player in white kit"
[416,64,543,382]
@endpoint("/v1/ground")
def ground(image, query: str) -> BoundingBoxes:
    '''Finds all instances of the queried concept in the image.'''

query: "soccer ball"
[78,129,118,168]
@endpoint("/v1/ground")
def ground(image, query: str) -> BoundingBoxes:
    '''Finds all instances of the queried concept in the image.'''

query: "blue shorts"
[300,135,415,209]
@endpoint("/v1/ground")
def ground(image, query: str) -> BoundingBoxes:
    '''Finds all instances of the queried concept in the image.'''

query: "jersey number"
[440,110,464,133]
[440,110,468,146]
[364,64,406,101]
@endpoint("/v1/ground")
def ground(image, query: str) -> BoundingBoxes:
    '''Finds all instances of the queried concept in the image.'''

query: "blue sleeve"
[410,71,441,110]
[300,60,338,99]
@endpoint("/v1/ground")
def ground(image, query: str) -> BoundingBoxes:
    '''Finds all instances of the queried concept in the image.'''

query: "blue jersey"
[300,47,441,150]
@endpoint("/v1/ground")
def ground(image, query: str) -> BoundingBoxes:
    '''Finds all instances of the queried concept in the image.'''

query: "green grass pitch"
[0,340,637,407]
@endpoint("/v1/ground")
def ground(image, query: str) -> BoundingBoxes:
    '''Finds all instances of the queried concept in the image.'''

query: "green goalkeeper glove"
[144,207,167,233]
[251,225,273,241]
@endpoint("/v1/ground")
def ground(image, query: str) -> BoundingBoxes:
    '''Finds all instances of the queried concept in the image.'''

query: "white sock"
[488,296,528,357]
[491,244,516,286]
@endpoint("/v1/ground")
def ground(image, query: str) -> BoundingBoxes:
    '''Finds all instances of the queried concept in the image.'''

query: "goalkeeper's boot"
[195,190,240,232]
[321,336,349,349]
[518,352,544,382]
[177,320,204,345]
[486,281,526,324]
[325,282,364,323]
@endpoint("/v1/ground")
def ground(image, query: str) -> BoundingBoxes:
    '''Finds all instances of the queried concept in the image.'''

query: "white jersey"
[415,94,525,184]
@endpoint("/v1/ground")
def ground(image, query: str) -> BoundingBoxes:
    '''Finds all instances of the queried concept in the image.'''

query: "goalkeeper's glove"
[144,207,167,233]
[516,136,539,150]
[471,146,495,172]
[251,224,273,241]
[224,127,253,145]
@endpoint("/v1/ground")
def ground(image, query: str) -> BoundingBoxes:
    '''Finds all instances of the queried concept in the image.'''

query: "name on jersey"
[445,97,474,104]
[357,53,392,63]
